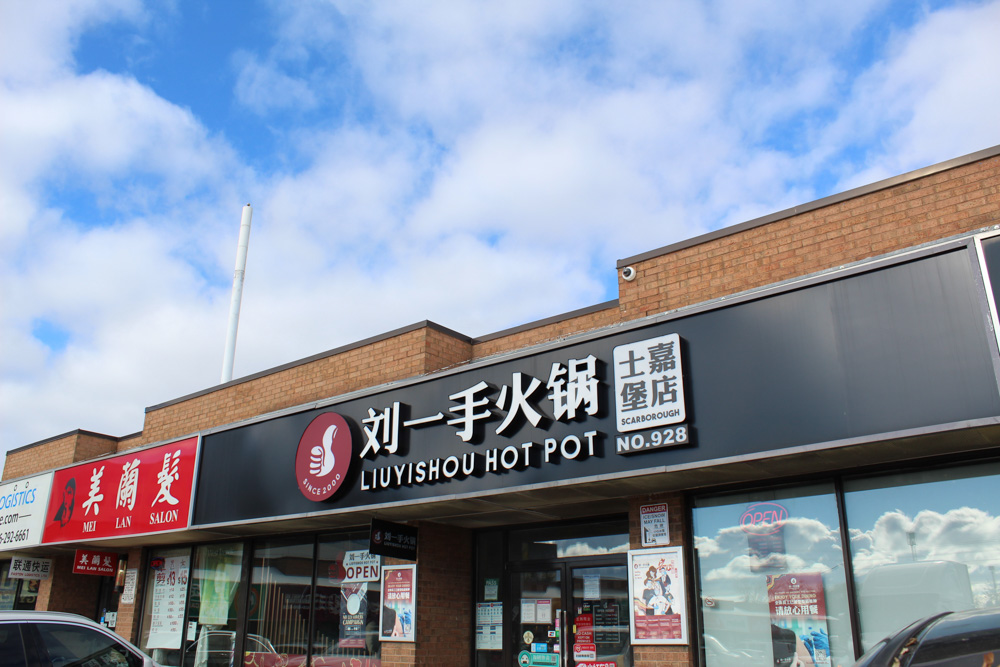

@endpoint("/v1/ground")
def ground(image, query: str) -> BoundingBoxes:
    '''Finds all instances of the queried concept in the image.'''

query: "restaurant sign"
[194,328,693,526]
[188,249,1000,526]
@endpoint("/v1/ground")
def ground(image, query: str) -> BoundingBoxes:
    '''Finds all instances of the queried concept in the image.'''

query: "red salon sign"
[72,549,119,576]
[43,438,198,544]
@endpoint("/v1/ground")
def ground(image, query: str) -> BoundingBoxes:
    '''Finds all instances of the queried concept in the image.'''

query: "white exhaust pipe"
[221,204,253,383]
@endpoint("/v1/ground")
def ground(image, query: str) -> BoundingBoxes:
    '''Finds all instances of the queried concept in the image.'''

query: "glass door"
[511,567,565,667]
[510,562,632,667]
[569,565,631,667]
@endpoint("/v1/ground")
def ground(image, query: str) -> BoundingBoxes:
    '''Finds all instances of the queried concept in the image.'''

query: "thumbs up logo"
[296,413,352,501]
[310,424,338,477]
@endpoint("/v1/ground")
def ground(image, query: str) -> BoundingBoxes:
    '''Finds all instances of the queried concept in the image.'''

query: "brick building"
[3,145,1000,667]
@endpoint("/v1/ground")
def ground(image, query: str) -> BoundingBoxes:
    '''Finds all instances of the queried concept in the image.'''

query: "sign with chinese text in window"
[72,549,118,576]
[42,437,198,543]
[370,518,418,560]
[8,555,53,580]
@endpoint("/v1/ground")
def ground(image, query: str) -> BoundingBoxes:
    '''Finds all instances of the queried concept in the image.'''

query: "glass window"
[37,622,142,667]
[311,532,381,665]
[138,546,191,667]
[844,461,1000,650]
[474,531,504,667]
[245,538,314,666]
[693,483,855,667]
[0,569,18,610]
[508,518,629,561]
[183,542,244,667]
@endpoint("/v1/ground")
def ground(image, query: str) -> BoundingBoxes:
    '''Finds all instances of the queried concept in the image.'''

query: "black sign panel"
[370,519,418,560]
[192,249,1000,526]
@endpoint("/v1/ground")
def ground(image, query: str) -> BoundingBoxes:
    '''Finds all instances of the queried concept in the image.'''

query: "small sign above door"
[370,518,418,560]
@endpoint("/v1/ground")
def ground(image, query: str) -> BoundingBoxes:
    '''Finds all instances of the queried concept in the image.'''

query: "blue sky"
[2,0,1000,470]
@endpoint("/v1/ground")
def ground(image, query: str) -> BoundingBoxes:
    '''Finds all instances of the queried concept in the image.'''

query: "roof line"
[7,428,130,457]
[618,144,1000,268]
[145,320,470,413]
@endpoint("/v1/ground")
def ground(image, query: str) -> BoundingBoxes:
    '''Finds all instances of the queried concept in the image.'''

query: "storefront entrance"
[510,560,631,667]
[471,518,632,667]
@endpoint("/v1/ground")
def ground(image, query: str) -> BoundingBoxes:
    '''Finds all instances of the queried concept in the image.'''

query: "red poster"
[72,549,118,576]
[43,437,197,543]
[767,573,832,667]
[380,564,416,642]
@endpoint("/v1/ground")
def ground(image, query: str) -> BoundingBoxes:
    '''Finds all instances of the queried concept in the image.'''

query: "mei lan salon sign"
[43,438,198,544]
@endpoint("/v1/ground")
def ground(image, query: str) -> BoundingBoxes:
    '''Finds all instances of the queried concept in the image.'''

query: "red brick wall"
[472,304,622,360]
[619,153,1000,319]
[36,552,101,617]
[9,151,995,468]
[376,522,473,667]
[414,522,472,667]
[629,492,694,667]
[138,327,475,446]
[3,431,116,481]
[111,547,145,643]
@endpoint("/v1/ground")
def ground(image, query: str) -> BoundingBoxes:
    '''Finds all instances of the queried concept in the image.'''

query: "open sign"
[739,502,788,534]
[341,550,381,583]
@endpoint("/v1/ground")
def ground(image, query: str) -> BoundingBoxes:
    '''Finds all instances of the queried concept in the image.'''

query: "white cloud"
[824,0,1000,187]
[3,0,1000,473]
[233,52,319,115]
[0,0,144,83]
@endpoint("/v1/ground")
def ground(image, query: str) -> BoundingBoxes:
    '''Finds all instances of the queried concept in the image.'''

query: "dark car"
[0,610,160,667]
[852,606,1000,667]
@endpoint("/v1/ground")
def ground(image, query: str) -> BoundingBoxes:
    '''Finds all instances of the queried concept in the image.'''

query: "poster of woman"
[628,547,688,644]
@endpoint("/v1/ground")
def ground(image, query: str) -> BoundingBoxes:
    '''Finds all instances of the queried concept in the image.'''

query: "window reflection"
[246,538,314,667]
[508,519,629,561]
[312,532,381,666]
[184,543,244,667]
[845,462,1000,650]
[692,485,854,667]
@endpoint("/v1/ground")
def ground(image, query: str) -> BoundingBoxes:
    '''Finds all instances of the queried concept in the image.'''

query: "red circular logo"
[295,413,352,501]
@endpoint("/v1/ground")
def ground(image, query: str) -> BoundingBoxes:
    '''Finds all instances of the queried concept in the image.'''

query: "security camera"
[621,266,637,282]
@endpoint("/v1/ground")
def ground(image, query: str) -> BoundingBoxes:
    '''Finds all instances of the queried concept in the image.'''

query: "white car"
[0,610,160,667]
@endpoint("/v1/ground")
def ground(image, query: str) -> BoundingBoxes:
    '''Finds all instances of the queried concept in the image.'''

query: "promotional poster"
[380,564,416,642]
[628,547,687,645]
[146,555,190,650]
[767,573,832,667]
